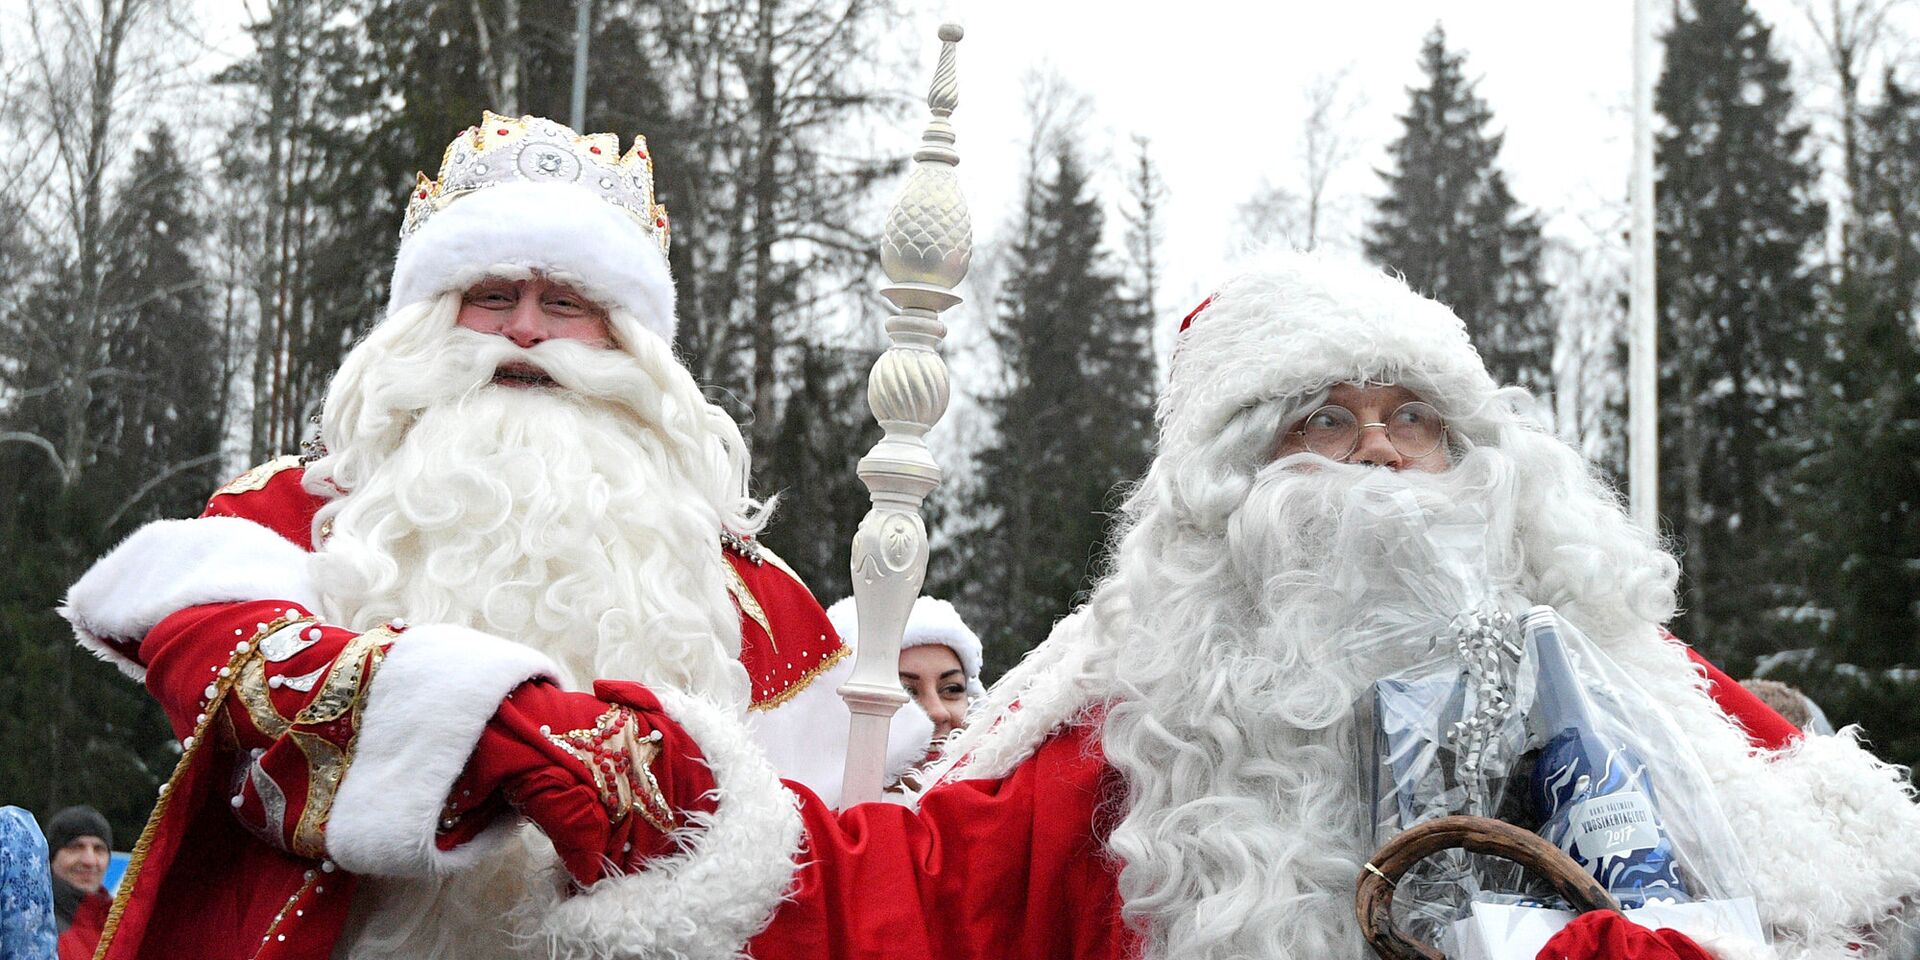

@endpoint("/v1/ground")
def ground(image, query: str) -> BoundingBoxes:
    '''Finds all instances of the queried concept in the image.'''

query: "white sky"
[903,2,1638,316]
[879,0,1920,458]
[898,0,1910,320]
[159,0,1911,326]
[47,0,1915,421]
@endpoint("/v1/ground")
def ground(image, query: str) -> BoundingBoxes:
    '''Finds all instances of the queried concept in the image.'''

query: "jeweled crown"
[401,111,670,253]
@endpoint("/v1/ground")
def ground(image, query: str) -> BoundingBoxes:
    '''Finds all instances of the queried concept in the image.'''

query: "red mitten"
[440,678,718,886]
[1538,911,1717,960]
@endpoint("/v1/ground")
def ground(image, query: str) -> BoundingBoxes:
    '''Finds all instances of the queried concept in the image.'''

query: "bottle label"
[1563,790,1659,859]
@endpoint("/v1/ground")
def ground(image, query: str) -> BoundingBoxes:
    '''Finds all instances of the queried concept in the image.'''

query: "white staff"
[838,23,972,805]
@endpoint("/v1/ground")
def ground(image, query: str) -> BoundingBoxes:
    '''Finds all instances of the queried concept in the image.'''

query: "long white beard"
[937,394,1681,960]
[1102,452,1527,960]
[309,315,748,702]
[307,302,757,958]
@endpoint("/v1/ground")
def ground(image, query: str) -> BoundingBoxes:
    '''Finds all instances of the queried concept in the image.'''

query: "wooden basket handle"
[1355,815,1621,960]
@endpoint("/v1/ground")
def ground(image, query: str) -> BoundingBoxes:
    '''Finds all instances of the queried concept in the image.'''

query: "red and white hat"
[1165,249,1500,454]
[825,596,986,700]
[387,112,677,345]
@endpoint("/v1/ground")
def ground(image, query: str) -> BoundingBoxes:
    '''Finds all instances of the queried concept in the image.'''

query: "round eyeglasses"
[1287,401,1448,461]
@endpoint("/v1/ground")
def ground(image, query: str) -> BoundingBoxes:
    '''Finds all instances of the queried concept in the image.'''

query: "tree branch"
[0,430,71,485]
[103,449,223,530]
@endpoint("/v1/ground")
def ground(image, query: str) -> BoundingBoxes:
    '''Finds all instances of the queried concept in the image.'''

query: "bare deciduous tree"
[1299,66,1366,251]
[8,0,184,484]
[1798,0,1905,277]
[1233,67,1365,252]
[649,0,904,471]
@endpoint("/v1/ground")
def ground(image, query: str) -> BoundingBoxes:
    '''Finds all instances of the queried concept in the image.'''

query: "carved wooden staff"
[1356,815,1620,960]
[838,23,971,806]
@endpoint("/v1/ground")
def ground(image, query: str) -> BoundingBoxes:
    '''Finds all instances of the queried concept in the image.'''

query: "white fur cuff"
[536,688,804,960]
[60,516,322,681]
[1730,730,1920,955]
[327,624,560,876]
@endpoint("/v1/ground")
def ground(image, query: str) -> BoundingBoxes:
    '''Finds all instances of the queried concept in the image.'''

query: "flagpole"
[570,0,592,130]
[1630,0,1658,532]
[838,24,971,805]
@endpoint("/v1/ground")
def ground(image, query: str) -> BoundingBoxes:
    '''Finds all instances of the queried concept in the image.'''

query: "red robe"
[728,650,1799,960]
[60,457,846,960]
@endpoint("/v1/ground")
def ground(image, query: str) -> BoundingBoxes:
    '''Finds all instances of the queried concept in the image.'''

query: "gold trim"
[94,632,267,959]
[215,455,301,497]
[294,629,387,726]
[92,618,392,957]
[291,629,388,858]
[253,871,321,949]
[748,643,851,712]
[235,637,301,740]
[289,733,346,858]
[542,707,675,834]
[754,545,815,602]
[724,562,776,653]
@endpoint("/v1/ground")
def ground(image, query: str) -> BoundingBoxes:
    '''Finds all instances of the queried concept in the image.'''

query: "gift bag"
[1341,477,1762,957]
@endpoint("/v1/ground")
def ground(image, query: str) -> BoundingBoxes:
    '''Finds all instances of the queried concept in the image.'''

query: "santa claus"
[57,112,923,959]
[554,251,1920,960]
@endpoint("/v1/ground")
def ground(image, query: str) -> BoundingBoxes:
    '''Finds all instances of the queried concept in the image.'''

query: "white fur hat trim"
[1166,249,1498,455]
[386,180,676,343]
[826,596,985,697]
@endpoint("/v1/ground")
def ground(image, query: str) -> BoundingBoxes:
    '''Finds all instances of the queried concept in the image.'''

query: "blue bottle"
[1524,606,1690,906]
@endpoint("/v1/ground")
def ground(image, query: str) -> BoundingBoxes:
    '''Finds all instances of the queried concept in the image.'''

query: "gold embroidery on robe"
[216,455,302,497]
[725,562,777,653]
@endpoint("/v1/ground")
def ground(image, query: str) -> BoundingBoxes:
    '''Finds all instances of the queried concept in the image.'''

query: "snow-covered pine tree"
[1654,0,1827,666]
[1792,78,1920,672]
[1768,77,1920,770]
[1366,23,1553,394]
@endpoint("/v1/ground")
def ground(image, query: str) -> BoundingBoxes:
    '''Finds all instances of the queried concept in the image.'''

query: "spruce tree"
[759,338,882,602]
[956,144,1156,677]
[1654,0,1827,666]
[1366,24,1553,393]
[0,126,220,842]
[97,126,226,522]
[1789,78,1920,678]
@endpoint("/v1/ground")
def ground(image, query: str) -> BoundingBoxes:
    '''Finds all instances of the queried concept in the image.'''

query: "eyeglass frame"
[1282,399,1451,462]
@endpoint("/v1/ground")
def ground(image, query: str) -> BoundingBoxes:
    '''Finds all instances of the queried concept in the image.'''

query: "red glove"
[439,678,718,886]
[1538,911,1717,960]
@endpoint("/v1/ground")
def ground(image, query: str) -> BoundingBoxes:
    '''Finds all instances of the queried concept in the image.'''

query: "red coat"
[61,457,845,960]
[56,888,111,960]
[736,650,1798,960]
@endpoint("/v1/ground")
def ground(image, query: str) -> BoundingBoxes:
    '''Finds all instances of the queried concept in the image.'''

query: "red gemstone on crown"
[589,146,602,154]
[496,128,509,136]
[417,190,428,198]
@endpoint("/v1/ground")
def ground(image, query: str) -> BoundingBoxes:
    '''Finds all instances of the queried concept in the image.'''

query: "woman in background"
[825,596,985,770]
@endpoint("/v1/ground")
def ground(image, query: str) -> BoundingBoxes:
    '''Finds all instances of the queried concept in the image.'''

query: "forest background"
[2,0,1918,846]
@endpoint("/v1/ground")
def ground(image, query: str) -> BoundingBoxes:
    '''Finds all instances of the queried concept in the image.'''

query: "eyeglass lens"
[1297,401,1446,460]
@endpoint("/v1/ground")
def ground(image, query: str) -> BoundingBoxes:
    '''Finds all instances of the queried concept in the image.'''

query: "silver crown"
[400,111,670,253]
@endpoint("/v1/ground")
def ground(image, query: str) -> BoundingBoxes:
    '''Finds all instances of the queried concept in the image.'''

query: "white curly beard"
[934,395,1693,960]
[308,299,751,703]
[305,298,756,958]
[1097,451,1526,960]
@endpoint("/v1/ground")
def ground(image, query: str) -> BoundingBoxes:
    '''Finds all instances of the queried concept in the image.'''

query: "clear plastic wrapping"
[1338,478,1763,956]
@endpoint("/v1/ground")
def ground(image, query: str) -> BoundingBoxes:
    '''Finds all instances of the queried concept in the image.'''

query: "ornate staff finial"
[839,23,971,805]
